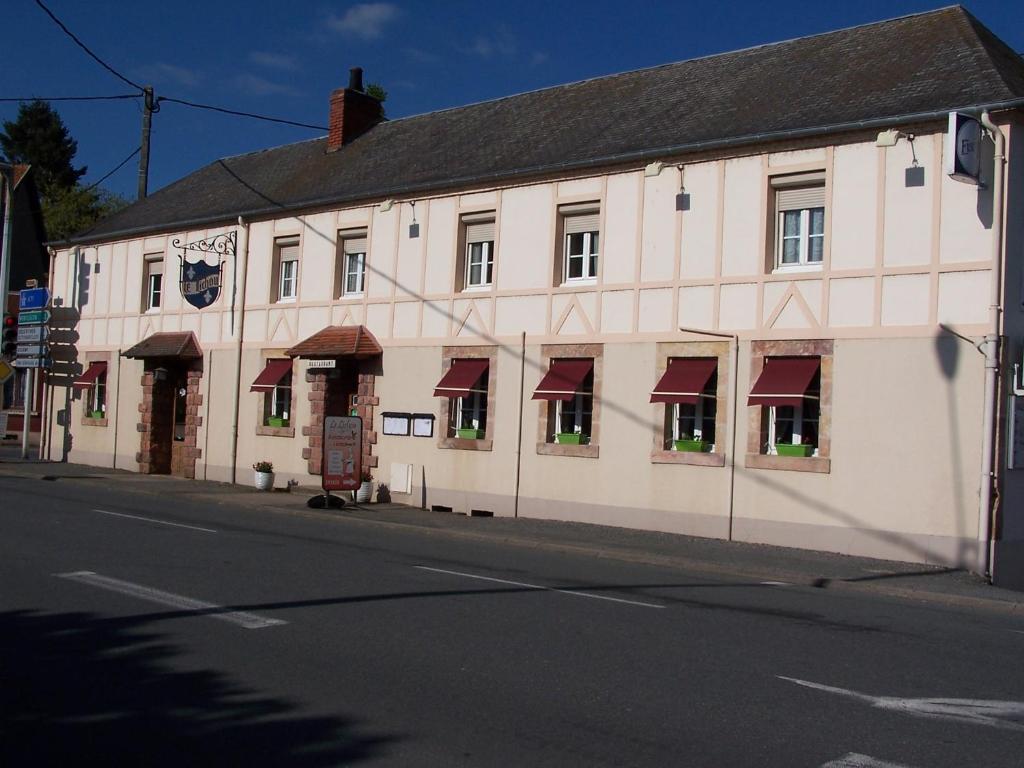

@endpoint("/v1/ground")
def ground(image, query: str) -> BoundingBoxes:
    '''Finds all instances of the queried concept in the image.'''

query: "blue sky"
[2,1,1022,201]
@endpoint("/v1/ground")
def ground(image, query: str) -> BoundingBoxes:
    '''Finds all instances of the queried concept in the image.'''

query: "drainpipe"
[977,111,1006,583]
[514,331,526,518]
[229,216,250,484]
[111,347,122,468]
[678,326,740,540]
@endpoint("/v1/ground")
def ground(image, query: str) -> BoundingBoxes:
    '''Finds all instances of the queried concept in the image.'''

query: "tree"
[1,100,127,241]
[1,100,86,197]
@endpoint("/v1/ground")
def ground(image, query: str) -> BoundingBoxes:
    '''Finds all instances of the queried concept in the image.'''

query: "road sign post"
[18,287,51,458]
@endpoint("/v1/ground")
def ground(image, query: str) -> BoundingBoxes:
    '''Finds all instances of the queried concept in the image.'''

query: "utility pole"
[137,85,154,200]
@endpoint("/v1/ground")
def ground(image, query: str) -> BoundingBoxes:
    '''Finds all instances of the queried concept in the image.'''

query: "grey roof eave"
[52,97,1024,249]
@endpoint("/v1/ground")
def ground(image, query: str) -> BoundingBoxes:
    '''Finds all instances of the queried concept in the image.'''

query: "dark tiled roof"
[77,6,1024,244]
[287,325,383,359]
[123,331,203,359]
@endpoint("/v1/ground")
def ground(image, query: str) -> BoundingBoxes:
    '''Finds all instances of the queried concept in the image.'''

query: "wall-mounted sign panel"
[323,415,361,492]
[412,413,435,437]
[308,359,337,369]
[945,111,982,185]
[382,412,411,436]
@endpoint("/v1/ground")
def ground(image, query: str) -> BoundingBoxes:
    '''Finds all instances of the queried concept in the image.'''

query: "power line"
[34,0,144,92]
[158,97,327,131]
[82,146,141,193]
[0,94,139,103]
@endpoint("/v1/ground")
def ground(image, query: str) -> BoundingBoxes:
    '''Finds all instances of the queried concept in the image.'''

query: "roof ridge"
[382,6,967,127]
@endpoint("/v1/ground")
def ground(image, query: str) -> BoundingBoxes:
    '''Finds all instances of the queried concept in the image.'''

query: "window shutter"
[343,236,368,255]
[563,212,600,234]
[146,258,163,275]
[464,220,495,243]
[278,242,299,261]
[776,186,825,212]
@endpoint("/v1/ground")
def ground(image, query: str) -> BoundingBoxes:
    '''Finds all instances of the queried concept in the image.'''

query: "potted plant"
[556,432,585,445]
[673,434,708,452]
[89,409,105,419]
[355,468,373,503]
[253,460,275,490]
[775,440,814,457]
[376,483,391,503]
[457,427,483,440]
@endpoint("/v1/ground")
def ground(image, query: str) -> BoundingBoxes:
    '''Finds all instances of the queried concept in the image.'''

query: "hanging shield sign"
[180,258,223,309]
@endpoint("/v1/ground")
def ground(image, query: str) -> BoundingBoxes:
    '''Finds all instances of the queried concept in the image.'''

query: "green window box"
[673,439,709,453]
[266,417,289,428]
[89,410,104,420]
[457,428,484,440]
[775,443,814,457]
[556,433,585,445]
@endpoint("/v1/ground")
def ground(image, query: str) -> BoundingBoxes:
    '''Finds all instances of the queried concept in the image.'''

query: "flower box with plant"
[89,410,105,420]
[775,442,814,457]
[266,416,289,428]
[673,434,709,453]
[457,427,483,440]
[556,432,586,445]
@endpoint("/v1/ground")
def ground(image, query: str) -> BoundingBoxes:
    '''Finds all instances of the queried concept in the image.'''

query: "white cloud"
[248,51,300,72]
[404,47,440,64]
[327,3,400,39]
[468,29,517,58]
[135,62,202,88]
[232,74,297,97]
[529,51,549,67]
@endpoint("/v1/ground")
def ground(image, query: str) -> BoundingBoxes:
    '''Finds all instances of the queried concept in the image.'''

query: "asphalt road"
[2,471,1023,767]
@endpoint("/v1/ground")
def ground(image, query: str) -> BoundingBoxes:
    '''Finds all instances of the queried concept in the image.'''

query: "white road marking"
[93,508,217,533]
[779,676,1024,733]
[56,571,285,629]
[414,565,665,609]
[820,753,915,768]
[760,581,791,586]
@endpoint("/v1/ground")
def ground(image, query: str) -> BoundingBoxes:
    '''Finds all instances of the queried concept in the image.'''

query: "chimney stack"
[327,67,382,152]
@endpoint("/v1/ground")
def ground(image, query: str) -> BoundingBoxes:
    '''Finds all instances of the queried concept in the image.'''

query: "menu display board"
[323,416,362,491]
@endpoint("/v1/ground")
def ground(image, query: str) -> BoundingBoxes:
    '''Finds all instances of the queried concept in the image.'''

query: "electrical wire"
[34,0,144,92]
[82,146,141,193]
[158,97,327,131]
[0,94,139,103]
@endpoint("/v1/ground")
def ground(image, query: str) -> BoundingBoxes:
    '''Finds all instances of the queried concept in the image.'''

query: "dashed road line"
[93,508,217,533]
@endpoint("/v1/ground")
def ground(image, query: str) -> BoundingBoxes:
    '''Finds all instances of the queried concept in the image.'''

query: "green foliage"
[43,185,129,242]
[1,100,129,241]
[365,83,388,118]
[1,100,86,197]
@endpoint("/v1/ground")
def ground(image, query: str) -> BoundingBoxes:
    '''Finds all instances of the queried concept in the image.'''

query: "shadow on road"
[0,609,394,765]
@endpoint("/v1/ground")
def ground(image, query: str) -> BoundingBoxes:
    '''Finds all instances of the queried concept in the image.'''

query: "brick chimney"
[327,67,383,152]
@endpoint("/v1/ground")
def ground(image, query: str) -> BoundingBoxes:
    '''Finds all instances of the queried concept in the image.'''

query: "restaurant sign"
[174,232,234,309]
[323,415,362,493]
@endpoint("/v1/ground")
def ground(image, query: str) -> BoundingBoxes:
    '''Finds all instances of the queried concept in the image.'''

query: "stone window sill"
[256,425,296,438]
[438,437,493,451]
[536,442,600,459]
[651,449,726,467]
[81,416,108,427]
[745,453,830,474]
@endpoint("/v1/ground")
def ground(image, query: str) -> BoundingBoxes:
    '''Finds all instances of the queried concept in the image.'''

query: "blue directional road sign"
[19,287,51,311]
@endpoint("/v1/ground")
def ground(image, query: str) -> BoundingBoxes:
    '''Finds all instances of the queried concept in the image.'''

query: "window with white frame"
[88,371,107,417]
[449,369,489,438]
[560,204,600,282]
[262,368,292,427]
[143,255,163,310]
[338,230,367,297]
[772,172,825,270]
[751,358,821,456]
[274,237,299,301]
[463,214,495,289]
[671,373,717,449]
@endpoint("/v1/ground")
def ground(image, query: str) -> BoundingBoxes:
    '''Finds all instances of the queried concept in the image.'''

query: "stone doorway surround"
[123,332,204,478]
[286,325,383,478]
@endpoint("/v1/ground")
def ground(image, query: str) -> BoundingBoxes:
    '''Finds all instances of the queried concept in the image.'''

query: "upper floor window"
[143,254,163,310]
[462,214,495,289]
[771,172,825,271]
[337,229,367,297]
[273,237,299,302]
[559,204,600,283]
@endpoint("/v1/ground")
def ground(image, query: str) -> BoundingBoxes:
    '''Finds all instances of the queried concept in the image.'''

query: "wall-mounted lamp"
[644,160,665,178]
[380,198,395,212]
[876,129,924,187]
[875,129,912,148]
[409,200,420,238]
[675,164,690,211]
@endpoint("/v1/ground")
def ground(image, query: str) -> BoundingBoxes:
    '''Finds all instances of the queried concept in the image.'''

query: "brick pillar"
[357,373,378,471]
[182,367,204,479]
[135,372,156,473]
[302,370,327,475]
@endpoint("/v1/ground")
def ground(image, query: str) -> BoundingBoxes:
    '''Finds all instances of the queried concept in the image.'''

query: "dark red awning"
[532,359,593,401]
[748,357,820,406]
[72,361,107,389]
[250,359,292,392]
[650,358,717,404]
[433,359,489,398]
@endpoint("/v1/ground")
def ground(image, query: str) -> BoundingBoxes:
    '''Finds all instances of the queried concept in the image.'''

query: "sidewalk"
[3,450,1023,616]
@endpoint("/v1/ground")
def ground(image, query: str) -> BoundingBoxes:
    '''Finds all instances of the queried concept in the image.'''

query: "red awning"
[433,359,489,398]
[250,359,292,392]
[747,357,820,406]
[72,361,107,389]
[650,358,717,404]
[532,359,593,401]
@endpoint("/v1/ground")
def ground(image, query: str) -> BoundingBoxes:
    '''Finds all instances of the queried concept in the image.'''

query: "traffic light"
[1,315,17,359]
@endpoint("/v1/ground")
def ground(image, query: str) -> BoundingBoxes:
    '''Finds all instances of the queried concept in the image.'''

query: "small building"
[46,8,1024,586]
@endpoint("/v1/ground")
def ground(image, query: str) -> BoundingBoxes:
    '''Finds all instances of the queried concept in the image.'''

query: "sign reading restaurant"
[173,232,234,309]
